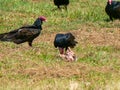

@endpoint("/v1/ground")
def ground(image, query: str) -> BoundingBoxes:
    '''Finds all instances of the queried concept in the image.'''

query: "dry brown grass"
[18,63,114,80]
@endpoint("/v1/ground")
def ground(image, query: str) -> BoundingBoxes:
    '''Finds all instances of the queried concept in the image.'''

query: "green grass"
[0,0,120,89]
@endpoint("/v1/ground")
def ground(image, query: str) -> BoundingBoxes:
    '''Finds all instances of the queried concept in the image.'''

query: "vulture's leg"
[57,5,61,10]
[110,16,113,21]
[64,5,67,10]
[28,40,33,47]
[65,47,68,51]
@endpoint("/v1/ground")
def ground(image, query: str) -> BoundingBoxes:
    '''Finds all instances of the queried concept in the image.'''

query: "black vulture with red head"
[54,32,78,54]
[0,16,46,46]
[105,0,120,21]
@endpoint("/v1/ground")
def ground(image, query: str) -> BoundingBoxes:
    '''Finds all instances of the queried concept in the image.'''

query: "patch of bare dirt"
[17,63,115,82]
[72,27,120,48]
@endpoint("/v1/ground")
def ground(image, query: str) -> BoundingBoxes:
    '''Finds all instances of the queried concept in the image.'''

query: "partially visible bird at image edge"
[105,0,120,21]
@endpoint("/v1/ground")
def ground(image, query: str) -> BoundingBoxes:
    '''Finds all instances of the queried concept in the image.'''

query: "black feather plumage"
[0,16,46,46]
[54,32,78,51]
[54,0,69,10]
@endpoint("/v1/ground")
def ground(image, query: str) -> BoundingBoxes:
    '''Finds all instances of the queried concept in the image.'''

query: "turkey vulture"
[105,0,120,21]
[54,32,78,54]
[0,16,46,46]
[54,0,69,10]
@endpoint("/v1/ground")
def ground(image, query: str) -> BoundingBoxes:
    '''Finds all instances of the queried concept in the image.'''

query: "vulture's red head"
[39,16,46,22]
[108,0,112,5]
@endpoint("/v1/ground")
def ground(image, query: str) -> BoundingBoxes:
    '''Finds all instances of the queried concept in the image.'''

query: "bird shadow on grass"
[51,8,62,12]
[104,18,111,22]
[51,7,68,12]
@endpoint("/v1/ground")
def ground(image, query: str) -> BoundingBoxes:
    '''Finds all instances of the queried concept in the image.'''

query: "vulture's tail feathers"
[0,33,14,42]
[66,33,78,48]
[0,33,6,39]
[70,41,78,48]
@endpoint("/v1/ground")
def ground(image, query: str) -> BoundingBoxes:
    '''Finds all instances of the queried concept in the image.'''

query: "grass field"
[0,0,120,89]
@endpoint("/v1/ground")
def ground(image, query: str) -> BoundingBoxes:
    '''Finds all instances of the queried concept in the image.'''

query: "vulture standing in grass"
[54,0,69,10]
[54,32,78,61]
[105,0,120,21]
[0,16,46,46]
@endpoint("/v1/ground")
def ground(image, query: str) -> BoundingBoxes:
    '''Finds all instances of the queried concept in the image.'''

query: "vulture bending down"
[54,0,69,10]
[105,0,120,21]
[0,16,46,46]
[54,32,78,61]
